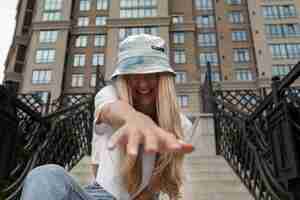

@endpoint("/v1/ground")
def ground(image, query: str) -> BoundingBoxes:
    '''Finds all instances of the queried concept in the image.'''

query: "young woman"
[21,34,193,200]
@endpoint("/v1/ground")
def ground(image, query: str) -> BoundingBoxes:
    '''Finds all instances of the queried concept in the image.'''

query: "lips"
[136,89,152,95]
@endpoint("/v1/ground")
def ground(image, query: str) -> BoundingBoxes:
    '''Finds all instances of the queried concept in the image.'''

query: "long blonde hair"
[114,73,184,199]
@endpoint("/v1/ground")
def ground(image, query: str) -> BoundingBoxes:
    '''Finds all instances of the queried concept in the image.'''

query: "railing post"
[271,76,300,200]
[0,82,18,180]
[270,77,281,179]
[204,62,221,154]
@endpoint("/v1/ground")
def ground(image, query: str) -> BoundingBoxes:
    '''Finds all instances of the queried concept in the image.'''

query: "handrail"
[249,62,300,121]
[0,86,95,200]
[206,61,300,200]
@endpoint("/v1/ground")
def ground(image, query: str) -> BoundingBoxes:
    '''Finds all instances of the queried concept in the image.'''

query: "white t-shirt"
[92,85,192,200]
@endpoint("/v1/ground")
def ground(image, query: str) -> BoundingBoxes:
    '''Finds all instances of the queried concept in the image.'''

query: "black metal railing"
[205,62,300,200]
[0,85,95,200]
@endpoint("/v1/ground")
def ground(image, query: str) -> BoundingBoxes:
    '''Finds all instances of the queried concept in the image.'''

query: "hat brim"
[111,56,175,79]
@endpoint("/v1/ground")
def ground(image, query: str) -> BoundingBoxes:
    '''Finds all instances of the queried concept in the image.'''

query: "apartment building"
[4,0,300,114]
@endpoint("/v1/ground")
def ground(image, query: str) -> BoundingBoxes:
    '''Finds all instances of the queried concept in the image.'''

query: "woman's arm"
[95,100,187,156]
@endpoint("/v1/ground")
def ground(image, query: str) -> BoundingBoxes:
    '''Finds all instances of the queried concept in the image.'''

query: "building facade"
[4,0,300,114]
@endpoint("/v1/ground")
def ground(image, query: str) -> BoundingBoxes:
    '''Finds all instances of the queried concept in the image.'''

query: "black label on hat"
[151,45,165,53]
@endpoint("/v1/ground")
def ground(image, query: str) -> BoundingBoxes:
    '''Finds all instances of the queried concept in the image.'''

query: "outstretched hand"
[106,112,194,156]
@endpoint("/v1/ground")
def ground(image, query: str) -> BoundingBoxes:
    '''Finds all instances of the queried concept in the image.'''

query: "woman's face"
[127,73,158,113]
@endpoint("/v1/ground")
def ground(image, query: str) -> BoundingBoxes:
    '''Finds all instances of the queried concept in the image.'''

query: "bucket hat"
[111,34,175,79]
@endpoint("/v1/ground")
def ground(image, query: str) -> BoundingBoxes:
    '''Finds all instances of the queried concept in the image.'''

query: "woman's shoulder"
[94,85,118,108]
[95,85,117,97]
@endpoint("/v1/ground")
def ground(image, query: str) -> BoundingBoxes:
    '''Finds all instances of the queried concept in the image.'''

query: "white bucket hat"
[111,34,175,79]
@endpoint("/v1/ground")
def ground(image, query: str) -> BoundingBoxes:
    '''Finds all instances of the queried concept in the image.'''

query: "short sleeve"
[180,114,193,140]
[92,85,117,164]
[94,85,118,115]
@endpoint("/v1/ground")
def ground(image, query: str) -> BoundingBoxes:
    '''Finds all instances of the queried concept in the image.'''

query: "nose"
[137,78,149,89]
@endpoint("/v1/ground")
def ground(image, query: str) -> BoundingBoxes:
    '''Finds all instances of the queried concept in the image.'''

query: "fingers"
[126,130,142,156]
[108,125,194,155]
[180,142,195,154]
[156,128,194,154]
[156,128,182,152]
[144,132,159,154]
[108,126,127,150]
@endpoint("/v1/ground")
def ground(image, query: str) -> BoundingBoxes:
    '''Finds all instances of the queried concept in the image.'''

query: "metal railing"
[205,62,300,200]
[0,85,94,200]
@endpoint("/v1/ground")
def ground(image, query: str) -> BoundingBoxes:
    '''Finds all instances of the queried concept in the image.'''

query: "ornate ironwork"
[207,61,300,200]
[0,85,94,200]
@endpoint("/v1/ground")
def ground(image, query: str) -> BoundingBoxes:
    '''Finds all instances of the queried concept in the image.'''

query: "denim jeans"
[20,164,116,200]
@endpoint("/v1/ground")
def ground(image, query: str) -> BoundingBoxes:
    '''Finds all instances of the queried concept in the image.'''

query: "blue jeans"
[20,164,116,200]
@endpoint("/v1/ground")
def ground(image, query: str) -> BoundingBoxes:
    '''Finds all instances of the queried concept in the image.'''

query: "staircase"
[70,114,253,200]
[183,114,253,200]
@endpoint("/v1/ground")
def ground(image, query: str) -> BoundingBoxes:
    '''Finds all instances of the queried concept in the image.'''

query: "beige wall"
[20,0,73,100]
[247,0,273,83]
[15,0,28,36]
[248,0,300,88]
[20,30,70,100]
[34,0,73,22]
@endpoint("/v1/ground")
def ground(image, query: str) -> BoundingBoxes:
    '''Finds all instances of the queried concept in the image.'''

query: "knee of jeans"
[24,164,66,185]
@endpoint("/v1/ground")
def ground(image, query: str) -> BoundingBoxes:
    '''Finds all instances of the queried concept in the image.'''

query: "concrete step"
[183,192,254,200]
[69,115,254,200]
[70,156,93,186]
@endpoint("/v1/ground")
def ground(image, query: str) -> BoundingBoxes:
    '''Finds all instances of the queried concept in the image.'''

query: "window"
[177,95,189,108]
[44,0,62,10]
[120,0,157,18]
[172,15,184,24]
[90,73,96,87]
[175,71,187,83]
[228,11,244,24]
[42,12,62,21]
[199,52,218,66]
[211,71,221,81]
[95,16,107,26]
[79,0,91,11]
[235,69,253,80]
[92,53,105,66]
[233,48,250,63]
[32,70,52,84]
[225,0,241,5]
[272,64,293,77]
[75,35,88,47]
[262,5,297,19]
[77,17,89,26]
[73,54,86,67]
[43,0,62,21]
[198,33,216,47]
[195,0,213,10]
[71,74,84,87]
[97,0,109,10]
[232,31,247,41]
[202,70,221,81]
[32,91,50,104]
[270,43,300,59]
[265,24,300,38]
[174,50,186,64]
[173,32,184,44]
[119,27,159,41]
[94,34,106,47]
[39,31,59,43]
[36,49,56,64]
[196,15,215,28]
